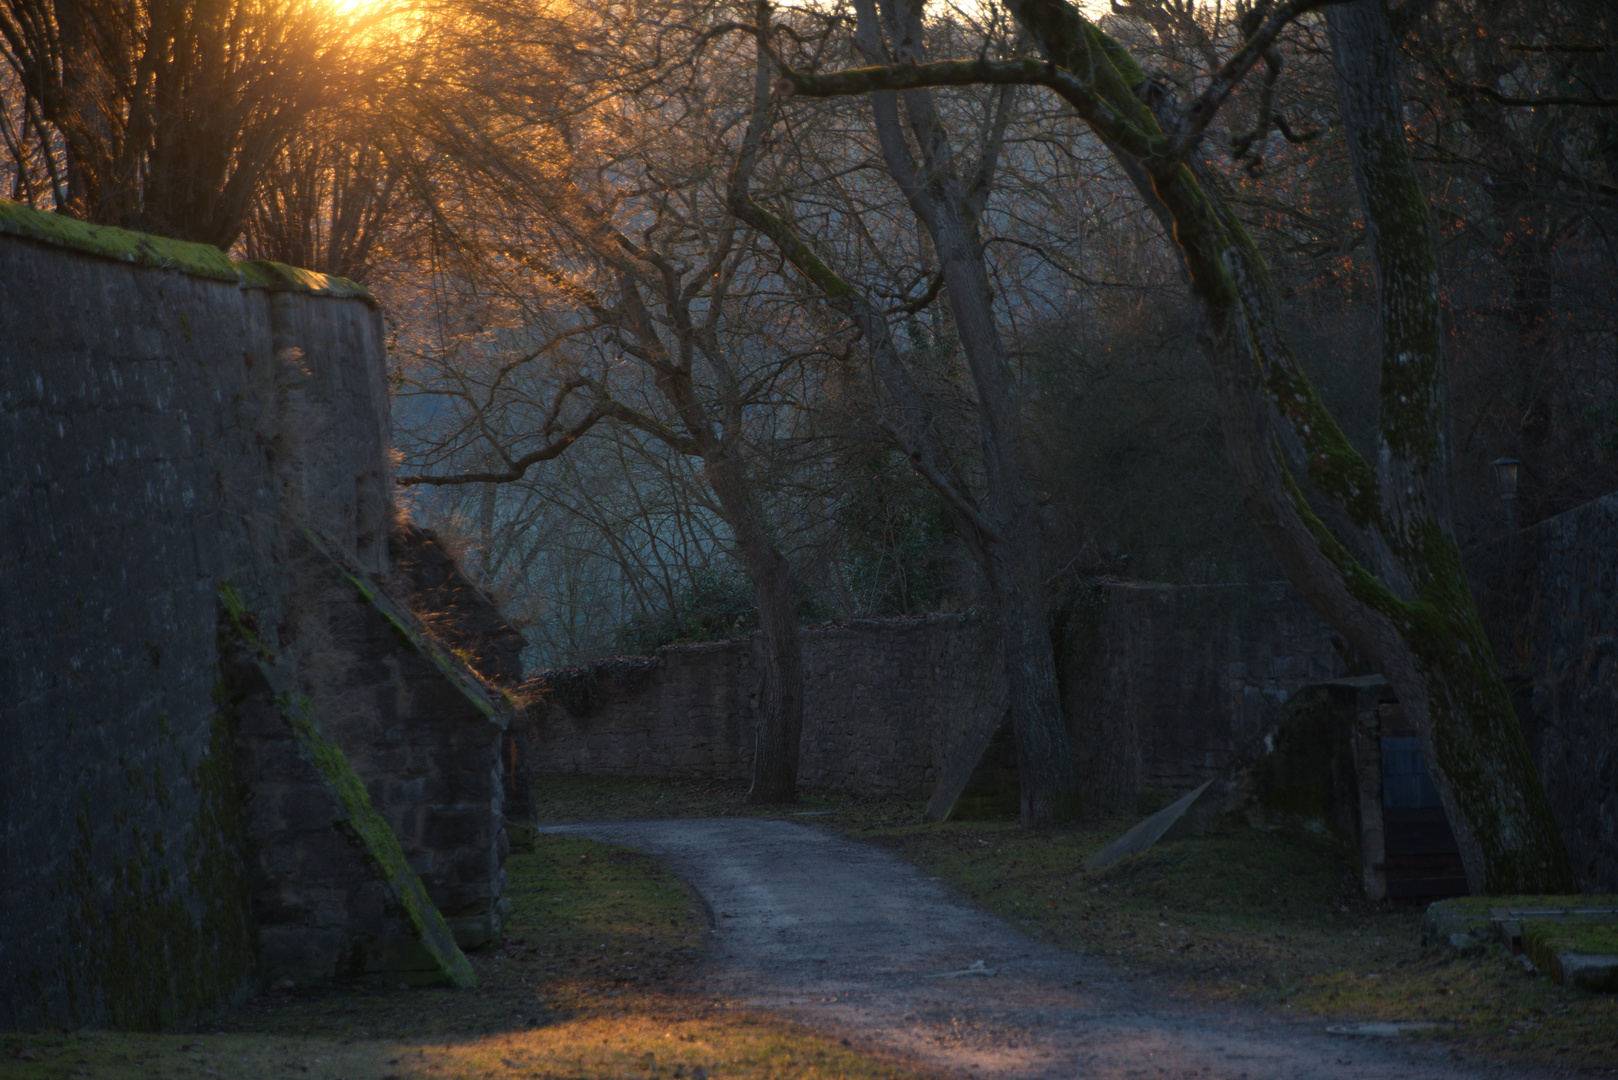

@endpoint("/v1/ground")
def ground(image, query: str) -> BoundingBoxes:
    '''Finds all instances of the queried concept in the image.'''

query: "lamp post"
[1491,457,1520,533]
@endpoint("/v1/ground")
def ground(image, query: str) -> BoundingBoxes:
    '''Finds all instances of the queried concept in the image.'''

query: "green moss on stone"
[1526,920,1618,958]
[369,597,498,720]
[1423,895,1612,948]
[1,199,240,280]
[234,259,375,302]
[216,580,478,990]
[297,526,506,725]
[1432,895,1599,918]
[51,699,256,1030]
[0,198,374,305]
[276,691,478,989]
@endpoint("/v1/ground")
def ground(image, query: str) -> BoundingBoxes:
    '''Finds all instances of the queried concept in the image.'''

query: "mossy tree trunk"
[782,0,1573,888]
[1316,0,1571,894]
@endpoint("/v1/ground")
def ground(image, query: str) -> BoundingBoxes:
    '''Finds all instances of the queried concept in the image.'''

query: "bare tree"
[392,4,850,800]
[0,0,369,247]
[724,0,1084,825]
[240,126,404,282]
[773,0,1573,890]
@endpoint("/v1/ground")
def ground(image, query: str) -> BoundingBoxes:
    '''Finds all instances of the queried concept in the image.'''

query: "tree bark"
[704,453,804,803]
[858,0,1081,826]
[736,0,1082,825]
[1318,0,1571,892]
[607,267,808,806]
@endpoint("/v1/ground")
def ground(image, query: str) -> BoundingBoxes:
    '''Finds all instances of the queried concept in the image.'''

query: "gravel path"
[540,818,1543,1080]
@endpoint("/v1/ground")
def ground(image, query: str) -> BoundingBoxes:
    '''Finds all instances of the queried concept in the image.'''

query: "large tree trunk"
[733,11,1083,826]
[766,0,1571,885]
[999,0,1571,890]
[1319,0,1571,892]
[705,450,804,804]
[856,0,1082,826]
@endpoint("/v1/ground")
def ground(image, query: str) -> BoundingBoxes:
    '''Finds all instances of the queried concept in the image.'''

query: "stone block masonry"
[287,531,512,949]
[390,523,534,829]
[1475,494,1618,892]
[2,215,286,1028]
[221,588,475,989]
[528,585,1350,809]
[1061,581,1353,814]
[0,200,514,1028]
[530,614,1003,796]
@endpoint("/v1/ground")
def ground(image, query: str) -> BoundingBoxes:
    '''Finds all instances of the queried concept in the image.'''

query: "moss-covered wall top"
[0,198,375,305]
[0,206,392,1027]
[0,226,281,1029]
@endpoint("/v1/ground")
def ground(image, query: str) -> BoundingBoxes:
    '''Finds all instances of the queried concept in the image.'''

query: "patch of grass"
[0,835,924,1080]
[1526,920,1618,956]
[0,1016,911,1080]
[215,835,705,1040]
[880,818,1618,1069]
[530,774,1618,1072]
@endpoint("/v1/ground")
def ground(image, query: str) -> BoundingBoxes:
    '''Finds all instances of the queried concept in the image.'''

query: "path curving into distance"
[541,818,1540,1080]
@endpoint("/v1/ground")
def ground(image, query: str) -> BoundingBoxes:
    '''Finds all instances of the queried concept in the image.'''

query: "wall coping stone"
[0,197,376,305]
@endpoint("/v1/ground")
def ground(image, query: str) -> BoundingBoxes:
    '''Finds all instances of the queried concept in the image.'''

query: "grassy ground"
[530,774,1618,1074]
[0,834,925,1080]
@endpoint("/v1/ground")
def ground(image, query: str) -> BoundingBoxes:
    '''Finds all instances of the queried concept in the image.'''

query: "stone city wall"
[1062,581,1351,814]
[529,583,1349,807]
[391,522,534,829]
[0,202,513,1027]
[530,614,1003,797]
[2,217,280,1028]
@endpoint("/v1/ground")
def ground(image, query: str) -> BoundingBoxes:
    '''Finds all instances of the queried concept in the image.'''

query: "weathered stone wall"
[1475,495,1618,892]
[391,523,533,827]
[0,205,508,1027]
[223,618,474,990]
[265,290,395,577]
[1,231,282,1028]
[1062,582,1352,813]
[286,533,511,949]
[529,587,1347,807]
[530,614,1002,796]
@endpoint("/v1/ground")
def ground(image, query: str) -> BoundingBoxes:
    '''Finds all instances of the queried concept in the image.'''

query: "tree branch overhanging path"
[391,0,1578,879]
[747,0,1571,890]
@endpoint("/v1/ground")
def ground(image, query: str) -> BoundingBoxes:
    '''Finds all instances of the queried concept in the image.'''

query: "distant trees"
[0,0,372,248]
[11,0,1602,846]
[1403,0,1618,526]
[390,0,852,800]
[238,119,403,281]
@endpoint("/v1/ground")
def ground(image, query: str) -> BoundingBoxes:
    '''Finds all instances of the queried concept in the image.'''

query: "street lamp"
[1491,457,1520,531]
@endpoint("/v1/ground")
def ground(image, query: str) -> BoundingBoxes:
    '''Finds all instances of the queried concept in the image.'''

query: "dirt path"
[541,818,1537,1080]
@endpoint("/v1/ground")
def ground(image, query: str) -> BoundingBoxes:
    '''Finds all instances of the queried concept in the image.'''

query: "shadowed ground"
[543,818,1539,1080]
